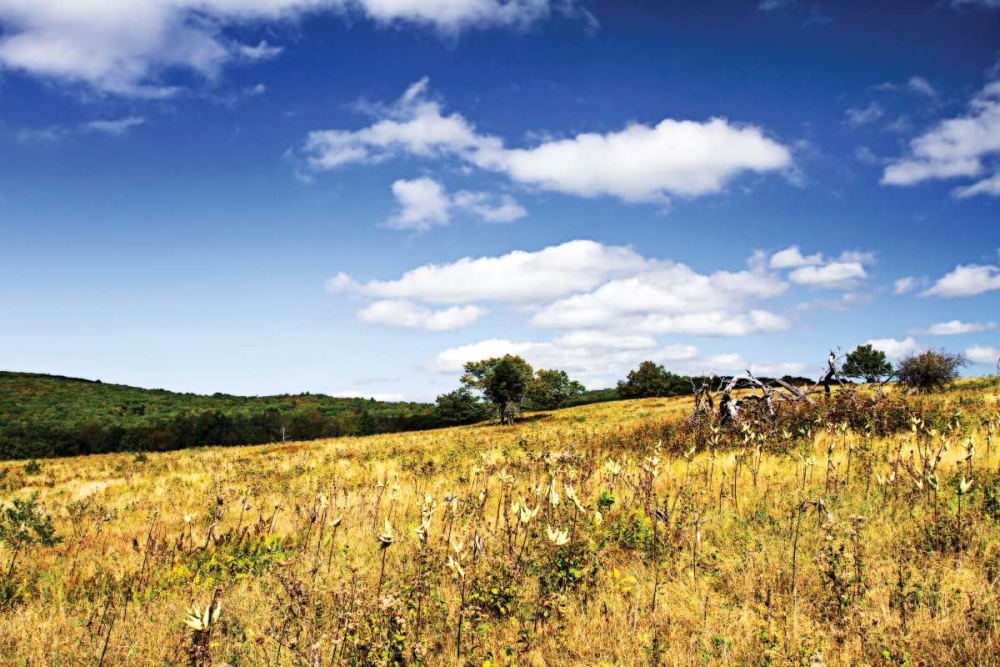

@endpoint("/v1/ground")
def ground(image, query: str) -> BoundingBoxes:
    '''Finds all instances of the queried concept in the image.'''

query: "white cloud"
[923,320,997,335]
[328,240,794,337]
[953,172,1000,198]
[384,177,526,230]
[386,177,452,230]
[769,245,823,269]
[788,261,867,289]
[302,78,794,204]
[907,76,936,98]
[845,102,884,127]
[923,264,1000,297]
[867,336,922,361]
[430,336,803,387]
[331,389,407,402]
[882,82,1000,195]
[893,276,920,294]
[770,247,874,290]
[452,190,527,223]
[357,299,487,331]
[327,239,649,304]
[552,331,658,350]
[526,262,789,336]
[84,116,145,136]
[0,2,583,96]
[966,345,1000,365]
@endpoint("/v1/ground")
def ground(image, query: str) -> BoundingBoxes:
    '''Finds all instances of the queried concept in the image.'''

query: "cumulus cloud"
[868,336,922,361]
[357,300,487,331]
[767,247,875,290]
[528,264,789,336]
[966,345,1000,365]
[922,264,1000,297]
[384,177,527,230]
[327,239,649,304]
[386,177,452,230]
[788,262,867,289]
[922,320,997,335]
[429,336,804,388]
[769,245,823,269]
[302,78,794,204]
[882,82,1000,196]
[0,1,585,96]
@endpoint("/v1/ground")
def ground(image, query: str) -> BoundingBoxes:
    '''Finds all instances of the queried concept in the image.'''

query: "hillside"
[0,371,440,459]
[1,384,999,665]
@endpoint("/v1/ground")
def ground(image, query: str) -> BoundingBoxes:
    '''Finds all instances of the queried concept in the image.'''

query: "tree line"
[0,344,973,460]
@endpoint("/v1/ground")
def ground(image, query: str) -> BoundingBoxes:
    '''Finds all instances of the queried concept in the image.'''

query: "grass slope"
[1,383,999,665]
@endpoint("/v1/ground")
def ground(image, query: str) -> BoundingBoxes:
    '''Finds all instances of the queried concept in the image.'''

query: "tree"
[525,369,585,410]
[896,350,966,393]
[842,344,894,383]
[435,388,491,425]
[461,355,534,425]
[617,361,687,399]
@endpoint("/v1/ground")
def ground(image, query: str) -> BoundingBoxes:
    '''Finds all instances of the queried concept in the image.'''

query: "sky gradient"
[1,0,999,401]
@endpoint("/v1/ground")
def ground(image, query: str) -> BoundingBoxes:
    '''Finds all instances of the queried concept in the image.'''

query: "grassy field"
[1,384,999,666]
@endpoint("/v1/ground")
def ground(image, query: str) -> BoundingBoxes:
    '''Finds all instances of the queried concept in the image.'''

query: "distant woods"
[0,372,439,460]
[0,343,976,460]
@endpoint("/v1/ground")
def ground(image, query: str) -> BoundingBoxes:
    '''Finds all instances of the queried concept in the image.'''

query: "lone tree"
[525,369,586,410]
[617,361,687,399]
[842,344,894,383]
[896,350,966,393]
[461,355,534,425]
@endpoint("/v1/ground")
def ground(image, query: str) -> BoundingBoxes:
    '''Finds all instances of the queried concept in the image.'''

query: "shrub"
[896,351,966,393]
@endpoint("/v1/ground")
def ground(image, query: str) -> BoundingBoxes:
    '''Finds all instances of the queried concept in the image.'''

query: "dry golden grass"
[1,386,999,667]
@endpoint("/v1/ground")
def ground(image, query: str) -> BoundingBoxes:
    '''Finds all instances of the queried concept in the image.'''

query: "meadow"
[1,382,999,666]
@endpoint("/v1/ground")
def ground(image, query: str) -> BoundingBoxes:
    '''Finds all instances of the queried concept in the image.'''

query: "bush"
[897,351,966,393]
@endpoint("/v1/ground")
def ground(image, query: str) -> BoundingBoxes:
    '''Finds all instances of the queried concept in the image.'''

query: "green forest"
[0,372,443,460]
[0,366,816,460]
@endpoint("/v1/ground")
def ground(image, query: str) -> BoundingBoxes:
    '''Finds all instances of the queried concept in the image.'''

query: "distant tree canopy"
[461,355,535,425]
[446,357,588,425]
[842,344,894,383]
[896,350,966,393]
[617,361,690,399]
[525,369,586,410]
[434,388,491,425]
[0,371,441,460]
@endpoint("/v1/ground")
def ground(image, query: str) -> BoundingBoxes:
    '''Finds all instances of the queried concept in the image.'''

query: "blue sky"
[1,0,999,401]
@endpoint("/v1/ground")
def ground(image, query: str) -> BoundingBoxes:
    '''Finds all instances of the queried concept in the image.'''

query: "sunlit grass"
[0,385,998,666]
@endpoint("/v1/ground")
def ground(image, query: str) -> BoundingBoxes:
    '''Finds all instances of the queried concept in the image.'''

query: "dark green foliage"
[0,371,440,460]
[435,388,492,425]
[617,361,689,399]
[0,492,61,552]
[461,355,535,425]
[843,344,894,383]
[525,369,585,410]
[1,492,61,604]
[896,351,967,393]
